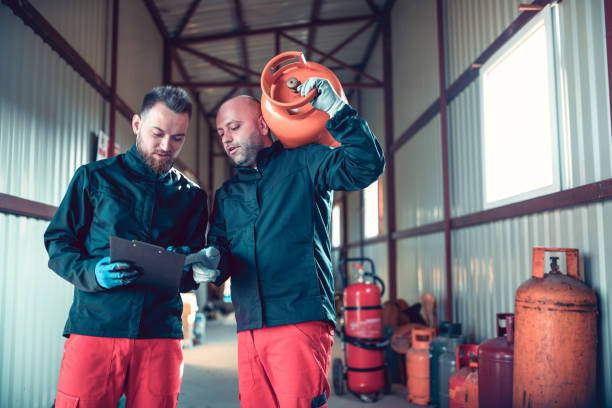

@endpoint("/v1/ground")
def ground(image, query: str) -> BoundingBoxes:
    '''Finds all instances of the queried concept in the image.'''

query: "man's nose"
[222,133,232,144]
[159,136,170,150]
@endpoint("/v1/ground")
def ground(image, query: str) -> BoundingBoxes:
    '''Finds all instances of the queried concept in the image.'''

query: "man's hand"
[95,257,140,289]
[173,246,221,284]
[192,263,221,284]
[298,77,346,118]
[185,246,221,269]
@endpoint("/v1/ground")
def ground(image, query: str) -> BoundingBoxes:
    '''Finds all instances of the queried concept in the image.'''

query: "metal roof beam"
[1,0,135,120]
[173,0,202,38]
[306,0,324,61]
[364,0,380,13]
[174,14,377,44]
[142,0,169,39]
[280,31,382,84]
[178,46,259,78]
[232,0,253,96]
[208,87,241,117]
[317,18,376,65]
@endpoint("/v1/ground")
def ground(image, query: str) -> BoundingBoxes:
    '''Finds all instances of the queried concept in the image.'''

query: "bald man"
[208,78,385,408]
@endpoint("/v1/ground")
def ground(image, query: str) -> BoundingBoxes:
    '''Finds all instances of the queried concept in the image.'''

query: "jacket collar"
[234,141,283,175]
[124,143,173,181]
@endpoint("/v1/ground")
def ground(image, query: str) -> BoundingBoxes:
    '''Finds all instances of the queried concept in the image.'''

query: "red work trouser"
[54,334,183,408]
[237,321,334,408]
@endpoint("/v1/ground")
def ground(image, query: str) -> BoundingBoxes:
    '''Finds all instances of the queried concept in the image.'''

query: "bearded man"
[44,86,210,408]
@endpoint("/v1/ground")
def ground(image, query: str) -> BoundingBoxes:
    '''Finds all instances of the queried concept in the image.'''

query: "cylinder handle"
[260,51,318,110]
[531,247,580,281]
[495,313,514,337]
[455,344,479,370]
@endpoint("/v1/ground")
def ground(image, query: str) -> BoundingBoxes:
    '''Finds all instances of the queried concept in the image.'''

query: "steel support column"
[436,0,452,321]
[382,9,396,302]
[606,0,612,128]
[108,0,119,157]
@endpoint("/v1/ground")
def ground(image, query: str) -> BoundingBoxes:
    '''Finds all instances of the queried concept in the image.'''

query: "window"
[480,6,560,208]
[331,204,341,248]
[363,179,379,238]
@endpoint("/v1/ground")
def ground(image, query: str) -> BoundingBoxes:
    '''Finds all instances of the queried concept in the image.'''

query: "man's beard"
[136,134,174,175]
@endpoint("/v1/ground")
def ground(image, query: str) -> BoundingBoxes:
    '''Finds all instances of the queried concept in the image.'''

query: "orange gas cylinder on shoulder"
[260,51,347,148]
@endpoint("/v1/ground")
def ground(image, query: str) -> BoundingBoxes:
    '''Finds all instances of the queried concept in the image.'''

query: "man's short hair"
[140,86,192,118]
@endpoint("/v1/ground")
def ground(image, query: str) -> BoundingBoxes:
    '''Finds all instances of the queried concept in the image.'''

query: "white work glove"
[192,262,220,284]
[298,77,346,119]
[185,246,221,284]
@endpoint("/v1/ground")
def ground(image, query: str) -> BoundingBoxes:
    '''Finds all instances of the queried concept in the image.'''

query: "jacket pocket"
[90,188,135,235]
[223,198,256,235]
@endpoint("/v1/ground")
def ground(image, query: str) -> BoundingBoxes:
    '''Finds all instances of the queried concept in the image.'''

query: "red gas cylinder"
[478,313,514,408]
[513,247,597,407]
[464,356,478,408]
[448,344,478,408]
[344,275,385,395]
[260,51,346,148]
[406,328,436,406]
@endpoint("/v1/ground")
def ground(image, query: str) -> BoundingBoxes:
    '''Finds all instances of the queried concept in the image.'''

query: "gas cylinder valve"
[286,77,301,93]
[549,256,560,274]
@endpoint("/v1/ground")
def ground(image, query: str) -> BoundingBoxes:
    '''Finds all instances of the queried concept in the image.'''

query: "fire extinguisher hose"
[343,334,389,350]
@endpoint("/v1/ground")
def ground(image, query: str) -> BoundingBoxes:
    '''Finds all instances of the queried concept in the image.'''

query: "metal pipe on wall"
[436,0,453,321]
[108,0,119,157]
[382,8,397,302]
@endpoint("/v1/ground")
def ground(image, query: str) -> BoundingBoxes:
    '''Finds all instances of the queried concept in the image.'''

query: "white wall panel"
[446,0,523,83]
[0,215,73,407]
[391,0,439,134]
[395,116,444,230]
[29,0,109,81]
[397,233,447,322]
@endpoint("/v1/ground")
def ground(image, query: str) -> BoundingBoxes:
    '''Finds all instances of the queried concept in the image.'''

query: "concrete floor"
[178,314,425,408]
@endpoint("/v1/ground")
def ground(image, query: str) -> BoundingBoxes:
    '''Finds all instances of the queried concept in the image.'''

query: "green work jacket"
[209,105,385,332]
[44,144,207,339]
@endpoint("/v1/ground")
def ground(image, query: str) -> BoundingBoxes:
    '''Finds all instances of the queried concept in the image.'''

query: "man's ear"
[132,114,142,136]
[258,115,269,136]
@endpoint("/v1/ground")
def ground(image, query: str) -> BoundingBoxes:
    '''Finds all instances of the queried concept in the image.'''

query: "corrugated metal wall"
[0,3,107,406]
[0,215,74,407]
[446,0,524,84]
[445,0,612,402]
[449,0,612,217]
[452,203,612,402]
[391,0,439,131]
[397,233,447,321]
[395,116,443,230]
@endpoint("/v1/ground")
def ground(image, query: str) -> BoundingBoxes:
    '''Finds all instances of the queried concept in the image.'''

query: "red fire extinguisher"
[332,257,389,403]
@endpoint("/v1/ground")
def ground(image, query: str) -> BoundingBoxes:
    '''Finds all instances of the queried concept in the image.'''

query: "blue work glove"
[185,247,221,284]
[94,257,141,289]
[298,77,347,119]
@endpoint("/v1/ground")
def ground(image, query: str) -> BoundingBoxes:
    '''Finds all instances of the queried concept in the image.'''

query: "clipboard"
[109,236,186,293]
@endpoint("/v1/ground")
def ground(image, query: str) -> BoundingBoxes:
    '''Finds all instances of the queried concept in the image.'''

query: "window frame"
[479,5,561,209]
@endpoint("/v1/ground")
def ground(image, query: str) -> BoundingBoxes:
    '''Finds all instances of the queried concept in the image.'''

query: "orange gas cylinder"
[260,51,346,148]
[448,344,478,408]
[513,247,597,408]
[406,328,436,406]
[464,357,478,408]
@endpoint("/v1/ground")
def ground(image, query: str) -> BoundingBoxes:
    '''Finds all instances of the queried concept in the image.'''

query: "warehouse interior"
[1,0,611,407]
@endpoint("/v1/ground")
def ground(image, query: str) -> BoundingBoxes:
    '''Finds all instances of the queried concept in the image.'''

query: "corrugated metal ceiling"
[151,0,389,121]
